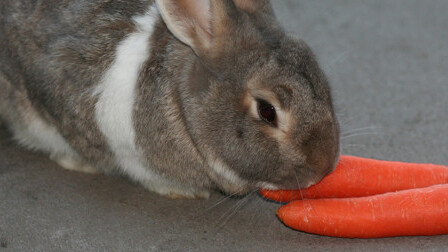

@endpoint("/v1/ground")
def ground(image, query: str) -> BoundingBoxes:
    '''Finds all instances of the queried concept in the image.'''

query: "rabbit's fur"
[0,0,340,198]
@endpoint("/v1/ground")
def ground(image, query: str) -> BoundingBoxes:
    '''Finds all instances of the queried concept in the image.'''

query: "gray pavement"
[1,0,448,251]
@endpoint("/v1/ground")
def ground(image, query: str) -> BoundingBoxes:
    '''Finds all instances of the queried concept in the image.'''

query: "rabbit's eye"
[257,99,277,126]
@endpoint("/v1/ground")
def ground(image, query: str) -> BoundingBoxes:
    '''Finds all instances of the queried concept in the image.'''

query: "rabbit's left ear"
[233,0,274,15]
[156,0,236,55]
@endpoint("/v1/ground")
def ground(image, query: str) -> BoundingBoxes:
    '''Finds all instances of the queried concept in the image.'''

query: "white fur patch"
[256,182,279,190]
[209,158,247,188]
[94,6,160,183]
[12,110,78,159]
[54,155,97,173]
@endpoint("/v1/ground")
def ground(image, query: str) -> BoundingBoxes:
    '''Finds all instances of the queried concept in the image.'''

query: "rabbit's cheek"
[206,158,251,194]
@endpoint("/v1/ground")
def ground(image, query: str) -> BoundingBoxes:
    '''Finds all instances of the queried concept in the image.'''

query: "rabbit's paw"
[53,155,98,174]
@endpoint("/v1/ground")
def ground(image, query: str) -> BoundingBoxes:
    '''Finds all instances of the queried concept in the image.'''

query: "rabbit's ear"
[233,0,273,15]
[156,0,234,55]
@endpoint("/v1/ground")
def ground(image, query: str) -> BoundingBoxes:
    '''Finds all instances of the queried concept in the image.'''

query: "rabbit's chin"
[256,182,279,191]
[218,181,280,196]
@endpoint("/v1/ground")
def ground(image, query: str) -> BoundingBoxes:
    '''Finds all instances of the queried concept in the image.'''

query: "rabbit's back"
[0,0,213,198]
[0,0,159,171]
[0,0,154,96]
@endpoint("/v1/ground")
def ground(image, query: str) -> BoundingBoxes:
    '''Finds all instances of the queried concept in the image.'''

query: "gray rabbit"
[0,0,340,199]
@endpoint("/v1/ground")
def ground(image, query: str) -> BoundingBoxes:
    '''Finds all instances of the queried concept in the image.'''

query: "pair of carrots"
[260,155,448,238]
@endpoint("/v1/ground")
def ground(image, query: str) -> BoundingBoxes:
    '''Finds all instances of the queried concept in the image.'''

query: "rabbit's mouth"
[273,176,320,190]
[259,166,332,191]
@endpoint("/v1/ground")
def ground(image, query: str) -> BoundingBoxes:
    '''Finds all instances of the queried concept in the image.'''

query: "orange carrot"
[260,155,448,202]
[276,184,448,238]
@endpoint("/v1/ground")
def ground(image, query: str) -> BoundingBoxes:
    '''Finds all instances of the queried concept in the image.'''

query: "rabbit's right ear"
[156,0,234,55]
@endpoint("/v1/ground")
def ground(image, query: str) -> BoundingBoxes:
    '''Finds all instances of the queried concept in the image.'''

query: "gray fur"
[0,0,339,198]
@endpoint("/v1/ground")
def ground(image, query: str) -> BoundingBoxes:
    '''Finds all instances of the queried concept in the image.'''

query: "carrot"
[276,184,448,238]
[260,155,448,202]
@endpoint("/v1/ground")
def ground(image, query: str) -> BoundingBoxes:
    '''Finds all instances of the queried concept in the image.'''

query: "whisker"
[216,193,253,229]
[341,143,366,147]
[217,197,246,222]
[326,49,352,74]
[341,126,378,136]
[247,191,263,224]
[205,191,239,212]
[341,131,378,139]
[193,192,240,221]
[293,173,306,201]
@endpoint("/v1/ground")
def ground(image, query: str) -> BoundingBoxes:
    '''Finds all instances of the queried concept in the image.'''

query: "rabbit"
[0,0,340,199]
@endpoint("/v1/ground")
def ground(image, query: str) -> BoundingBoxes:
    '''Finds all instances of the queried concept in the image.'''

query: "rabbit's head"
[156,0,340,195]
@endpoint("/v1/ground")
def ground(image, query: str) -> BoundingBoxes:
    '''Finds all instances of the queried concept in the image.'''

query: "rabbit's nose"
[299,118,340,184]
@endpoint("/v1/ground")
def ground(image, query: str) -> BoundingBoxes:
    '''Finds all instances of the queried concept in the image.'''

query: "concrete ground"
[1,0,448,251]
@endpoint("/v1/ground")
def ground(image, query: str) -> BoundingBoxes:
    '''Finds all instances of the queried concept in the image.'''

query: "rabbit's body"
[0,0,340,198]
